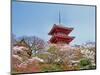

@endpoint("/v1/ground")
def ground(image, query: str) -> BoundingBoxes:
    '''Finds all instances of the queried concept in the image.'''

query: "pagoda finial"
[59,10,61,25]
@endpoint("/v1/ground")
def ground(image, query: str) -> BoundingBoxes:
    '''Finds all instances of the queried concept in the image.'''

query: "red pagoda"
[48,24,75,44]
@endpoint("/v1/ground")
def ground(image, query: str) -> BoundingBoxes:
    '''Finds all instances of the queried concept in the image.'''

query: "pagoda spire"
[59,10,61,25]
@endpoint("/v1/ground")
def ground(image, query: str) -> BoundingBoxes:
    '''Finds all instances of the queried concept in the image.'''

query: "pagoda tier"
[48,24,75,44]
[50,35,75,44]
[48,24,73,35]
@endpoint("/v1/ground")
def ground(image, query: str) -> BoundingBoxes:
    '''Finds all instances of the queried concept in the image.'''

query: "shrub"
[40,63,62,72]
[79,58,92,69]
[80,58,91,67]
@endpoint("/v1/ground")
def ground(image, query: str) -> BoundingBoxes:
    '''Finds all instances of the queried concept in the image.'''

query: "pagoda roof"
[48,24,73,35]
[49,35,75,44]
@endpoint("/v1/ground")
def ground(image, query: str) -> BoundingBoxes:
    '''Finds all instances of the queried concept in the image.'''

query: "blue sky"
[12,1,96,45]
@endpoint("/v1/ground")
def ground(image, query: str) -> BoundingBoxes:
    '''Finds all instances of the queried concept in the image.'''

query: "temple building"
[48,24,75,44]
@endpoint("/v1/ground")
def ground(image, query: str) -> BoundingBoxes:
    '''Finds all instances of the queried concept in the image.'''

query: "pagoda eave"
[50,36,75,44]
[48,24,73,35]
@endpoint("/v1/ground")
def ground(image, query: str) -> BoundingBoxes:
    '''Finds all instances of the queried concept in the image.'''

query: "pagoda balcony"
[53,33,74,38]
[53,33,69,37]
